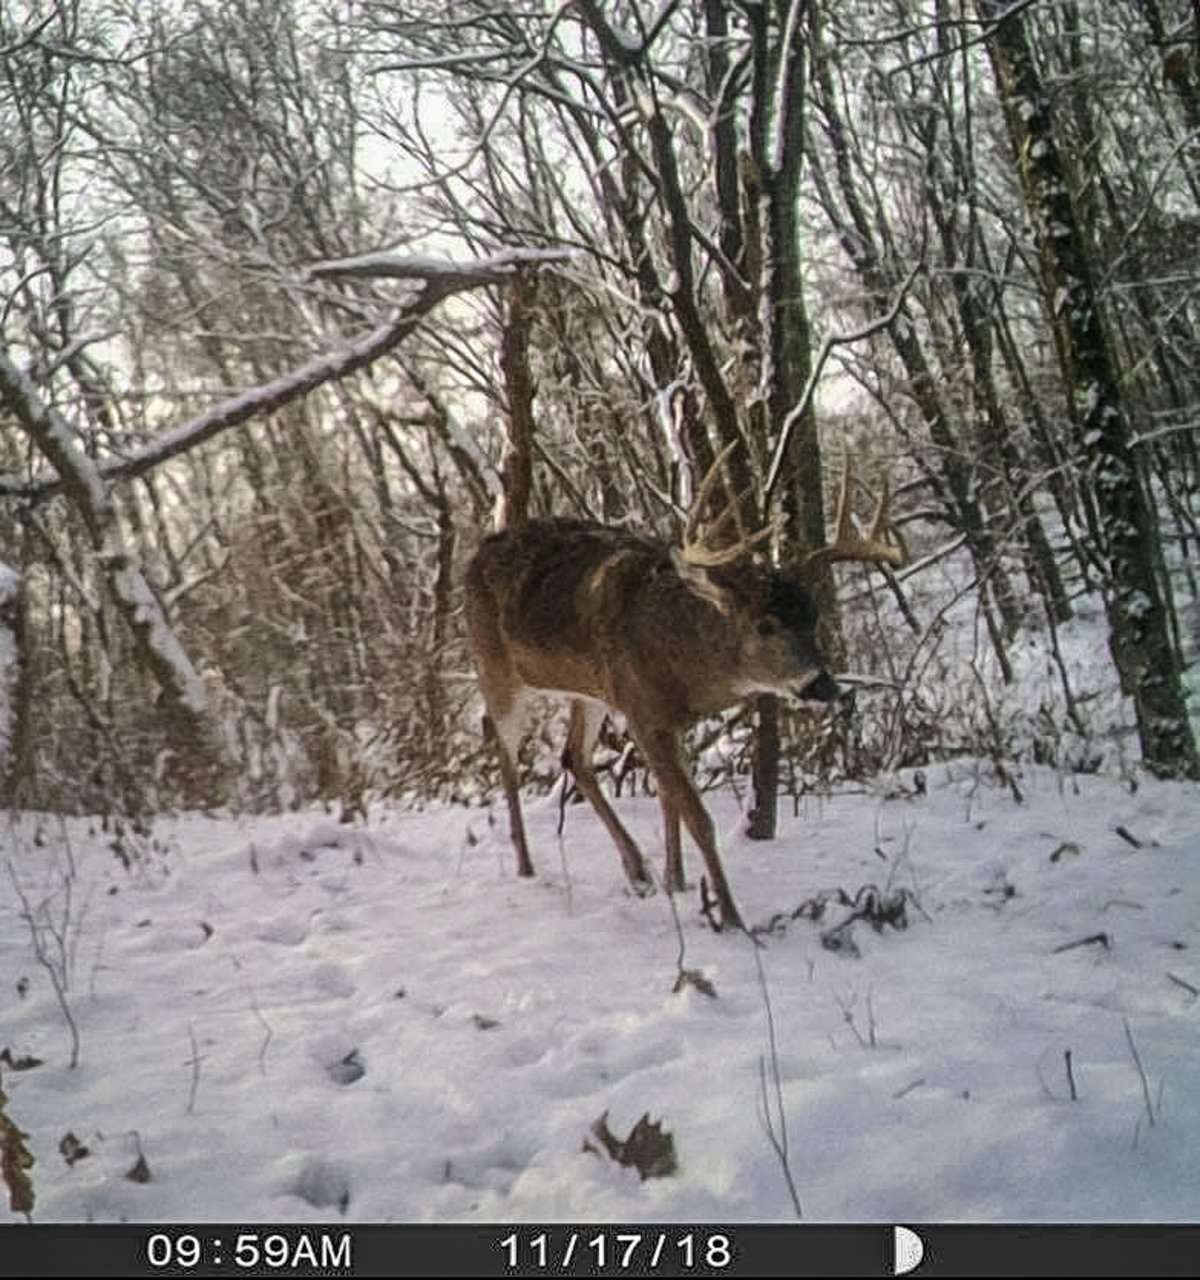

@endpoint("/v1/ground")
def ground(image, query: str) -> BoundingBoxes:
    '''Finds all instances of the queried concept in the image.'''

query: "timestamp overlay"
[0,1223,1197,1276]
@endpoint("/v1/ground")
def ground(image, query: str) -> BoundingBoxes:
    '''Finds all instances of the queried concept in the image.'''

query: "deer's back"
[467,519,667,642]
[465,519,719,714]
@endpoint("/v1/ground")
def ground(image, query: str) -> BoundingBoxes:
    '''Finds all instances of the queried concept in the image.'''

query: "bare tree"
[362,0,920,833]
[978,0,1198,779]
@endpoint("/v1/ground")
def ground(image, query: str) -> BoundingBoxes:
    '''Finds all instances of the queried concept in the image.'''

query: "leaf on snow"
[672,968,717,999]
[584,1110,677,1180]
[59,1132,90,1167]
[0,1048,44,1071]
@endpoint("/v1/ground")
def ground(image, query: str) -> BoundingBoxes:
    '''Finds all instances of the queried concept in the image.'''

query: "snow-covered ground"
[2,760,1197,1224]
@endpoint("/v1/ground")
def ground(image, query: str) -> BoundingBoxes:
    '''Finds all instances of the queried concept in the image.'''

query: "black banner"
[0,1223,1195,1277]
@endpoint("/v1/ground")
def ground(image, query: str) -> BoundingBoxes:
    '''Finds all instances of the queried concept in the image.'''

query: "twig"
[1166,972,1198,998]
[6,861,80,1069]
[1122,1018,1156,1129]
[1052,932,1111,954]
[834,987,875,1049]
[659,867,717,997]
[229,957,273,1075]
[1064,1049,1078,1101]
[185,1023,203,1115]
[752,947,803,1219]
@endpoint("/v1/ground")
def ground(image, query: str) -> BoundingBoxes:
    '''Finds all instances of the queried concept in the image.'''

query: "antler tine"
[682,439,739,548]
[680,440,774,567]
[861,474,910,565]
[804,452,908,571]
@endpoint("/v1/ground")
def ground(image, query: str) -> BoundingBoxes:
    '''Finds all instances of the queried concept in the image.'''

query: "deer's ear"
[671,548,734,616]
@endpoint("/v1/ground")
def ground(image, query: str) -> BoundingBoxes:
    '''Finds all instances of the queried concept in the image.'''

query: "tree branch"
[0,250,570,501]
[763,258,923,511]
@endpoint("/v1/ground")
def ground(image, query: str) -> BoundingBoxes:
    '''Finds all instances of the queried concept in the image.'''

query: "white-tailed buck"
[465,457,907,931]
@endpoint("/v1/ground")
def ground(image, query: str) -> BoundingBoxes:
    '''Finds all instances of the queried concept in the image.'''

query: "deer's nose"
[797,670,839,703]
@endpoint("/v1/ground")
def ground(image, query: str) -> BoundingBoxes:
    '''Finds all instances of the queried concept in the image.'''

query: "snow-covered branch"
[0,250,570,501]
[0,345,222,799]
[306,246,572,284]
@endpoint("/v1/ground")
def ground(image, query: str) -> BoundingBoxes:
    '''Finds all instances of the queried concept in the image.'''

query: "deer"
[464,452,907,932]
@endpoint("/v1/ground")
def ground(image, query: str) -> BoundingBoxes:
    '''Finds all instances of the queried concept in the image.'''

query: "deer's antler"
[679,440,774,568]
[803,455,908,571]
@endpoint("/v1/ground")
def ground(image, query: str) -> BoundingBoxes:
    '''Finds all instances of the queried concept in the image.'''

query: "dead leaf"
[59,1132,90,1167]
[0,1049,43,1072]
[584,1110,677,1180]
[672,969,717,999]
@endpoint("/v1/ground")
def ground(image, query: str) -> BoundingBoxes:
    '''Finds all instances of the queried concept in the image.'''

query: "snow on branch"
[306,246,571,283]
[0,247,566,797]
[0,345,212,753]
[0,249,570,501]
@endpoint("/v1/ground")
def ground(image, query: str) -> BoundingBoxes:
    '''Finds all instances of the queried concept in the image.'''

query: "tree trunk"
[744,0,822,841]
[0,350,231,806]
[979,0,1198,778]
[0,560,22,804]
[496,271,538,531]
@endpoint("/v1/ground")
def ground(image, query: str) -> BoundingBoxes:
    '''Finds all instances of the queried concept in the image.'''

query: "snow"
[110,561,209,717]
[2,764,1198,1224]
[1126,591,1153,620]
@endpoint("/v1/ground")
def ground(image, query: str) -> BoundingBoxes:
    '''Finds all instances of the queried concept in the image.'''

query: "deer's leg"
[661,791,685,893]
[636,727,743,931]
[564,700,653,895]
[485,695,535,879]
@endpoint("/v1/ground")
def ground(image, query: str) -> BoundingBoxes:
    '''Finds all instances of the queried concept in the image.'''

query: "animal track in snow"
[286,1157,352,1214]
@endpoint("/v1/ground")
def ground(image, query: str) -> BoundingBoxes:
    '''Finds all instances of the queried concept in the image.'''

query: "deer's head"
[675,450,907,709]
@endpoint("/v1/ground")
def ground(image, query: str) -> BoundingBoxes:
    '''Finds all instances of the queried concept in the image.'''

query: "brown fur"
[464,518,835,931]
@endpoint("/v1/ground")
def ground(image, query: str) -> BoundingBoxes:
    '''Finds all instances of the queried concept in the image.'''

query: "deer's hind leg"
[563,699,653,896]
[482,685,537,879]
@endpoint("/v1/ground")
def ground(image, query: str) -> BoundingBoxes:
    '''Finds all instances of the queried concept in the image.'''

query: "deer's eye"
[757,617,781,637]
